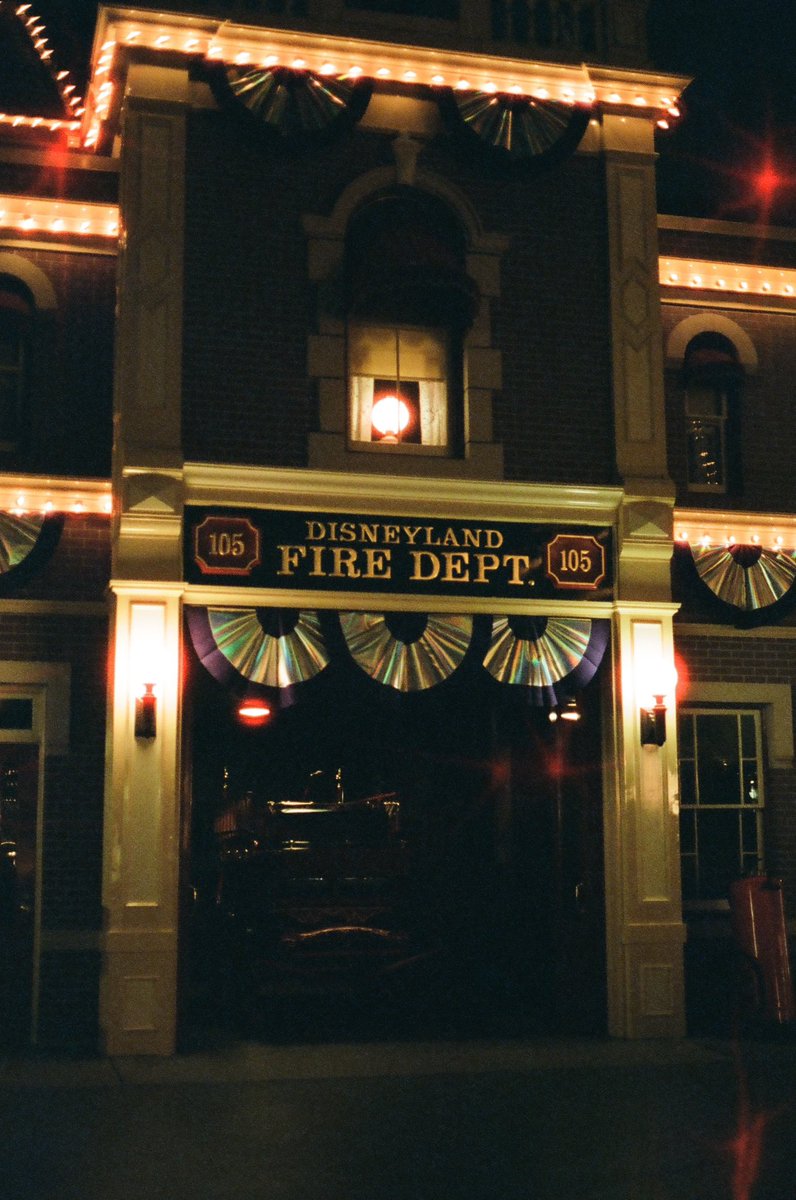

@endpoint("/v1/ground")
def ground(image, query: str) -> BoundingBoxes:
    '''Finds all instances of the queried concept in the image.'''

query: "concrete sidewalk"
[2,1035,795,1199]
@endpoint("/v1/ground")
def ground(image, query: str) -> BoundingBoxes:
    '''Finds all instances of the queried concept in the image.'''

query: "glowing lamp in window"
[349,325,448,450]
[371,392,412,442]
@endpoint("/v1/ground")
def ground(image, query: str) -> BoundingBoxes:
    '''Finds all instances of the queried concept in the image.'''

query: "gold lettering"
[442,528,460,547]
[462,528,481,548]
[305,521,326,541]
[409,550,441,581]
[402,526,423,545]
[473,553,500,583]
[441,551,469,582]
[485,528,504,549]
[277,545,307,575]
[362,548,392,579]
[359,523,380,544]
[339,522,357,542]
[503,554,531,584]
[308,544,325,576]
[330,547,361,578]
[382,525,400,544]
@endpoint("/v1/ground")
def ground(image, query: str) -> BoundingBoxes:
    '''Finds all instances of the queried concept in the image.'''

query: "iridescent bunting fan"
[690,543,796,613]
[0,512,46,572]
[483,616,609,705]
[186,607,330,691]
[0,511,62,594]
[438,89,591,172]
[339,612,473,692]
[209,63,372,148]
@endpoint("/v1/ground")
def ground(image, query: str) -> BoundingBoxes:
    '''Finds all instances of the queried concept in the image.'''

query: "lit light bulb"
[372,394,411,442]
[238,698,271,723]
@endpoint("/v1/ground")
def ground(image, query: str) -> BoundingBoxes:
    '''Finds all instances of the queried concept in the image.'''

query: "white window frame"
[678,705,766,909]
[347,321,452,456]
[0,662,70,1044]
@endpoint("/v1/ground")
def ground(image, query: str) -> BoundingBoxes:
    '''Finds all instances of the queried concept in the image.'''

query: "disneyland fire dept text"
[276,520,537,585]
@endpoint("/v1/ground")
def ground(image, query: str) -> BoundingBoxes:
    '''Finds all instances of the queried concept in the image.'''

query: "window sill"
[348,439,453,458]
[308,431,504,479]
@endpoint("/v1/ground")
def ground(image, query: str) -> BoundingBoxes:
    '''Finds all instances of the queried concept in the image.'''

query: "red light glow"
[237,698,271,723]
[756,164,782,199]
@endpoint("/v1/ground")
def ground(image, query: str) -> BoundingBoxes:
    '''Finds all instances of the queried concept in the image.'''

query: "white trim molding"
[679,681,794,770]
[0,661,71,754]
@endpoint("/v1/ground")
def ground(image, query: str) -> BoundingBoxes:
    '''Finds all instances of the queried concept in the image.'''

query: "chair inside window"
[682,332,744,494]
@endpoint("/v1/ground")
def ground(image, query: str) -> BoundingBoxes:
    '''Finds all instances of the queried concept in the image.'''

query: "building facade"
[0,0,793,1054]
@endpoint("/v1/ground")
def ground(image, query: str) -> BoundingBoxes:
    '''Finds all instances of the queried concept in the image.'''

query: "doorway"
[0,741,41,1048]
[181,614,607,1043]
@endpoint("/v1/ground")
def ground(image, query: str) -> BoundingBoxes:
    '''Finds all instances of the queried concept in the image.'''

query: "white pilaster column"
[101,588,183,1055]
[604,606,686,1037]
[603,113,670,495]
[102,63,189,1054]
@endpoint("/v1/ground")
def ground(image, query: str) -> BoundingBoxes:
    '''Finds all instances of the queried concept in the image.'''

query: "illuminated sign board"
[185,508,611,600]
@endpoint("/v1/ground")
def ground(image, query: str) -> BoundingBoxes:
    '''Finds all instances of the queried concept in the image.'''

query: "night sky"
[10,0,796,225]
[649,0,796,224]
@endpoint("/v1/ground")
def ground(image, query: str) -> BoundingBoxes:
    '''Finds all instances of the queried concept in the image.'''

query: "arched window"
[0,277,34,449]
[344,189,477,456]
[682,332,744,494]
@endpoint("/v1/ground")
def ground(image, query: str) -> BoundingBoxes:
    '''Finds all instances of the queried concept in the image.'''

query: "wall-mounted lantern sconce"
[634,644,677,750]
[640,694,667,747]
[134,682,157,740]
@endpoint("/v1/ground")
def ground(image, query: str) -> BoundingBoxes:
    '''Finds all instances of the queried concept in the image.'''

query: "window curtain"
[418,380,447,445]
[351,376,446,445]
[350,375,375,442]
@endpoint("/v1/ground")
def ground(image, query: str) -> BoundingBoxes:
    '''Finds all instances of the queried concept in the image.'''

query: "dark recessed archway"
[181,610,607,1044]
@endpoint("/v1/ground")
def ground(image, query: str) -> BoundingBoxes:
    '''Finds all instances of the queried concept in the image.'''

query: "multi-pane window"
[686,383,728,491]
[348,323,449,451]
[682,331,743,496]
[678,708,765,904]
[344,189,473,462]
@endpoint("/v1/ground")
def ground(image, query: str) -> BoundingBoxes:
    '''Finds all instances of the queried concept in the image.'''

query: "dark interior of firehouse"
[181,608,607,1045]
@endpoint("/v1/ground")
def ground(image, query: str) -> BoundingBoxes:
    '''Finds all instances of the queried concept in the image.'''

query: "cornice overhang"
[83,4,688,152]
[0,0,85,145]
[660,256,796,304]
[0,193,119,243]
[0,473,112,516]
[183,462,625,527]
[674,509,796,553]
[658,214,796,243]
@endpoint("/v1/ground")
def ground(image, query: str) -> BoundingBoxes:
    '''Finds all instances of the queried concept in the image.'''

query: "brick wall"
[182,111,616,485]
[0,244,114,479]
[662,301,796,511]
[11,514,111,603]
[0,610,108,1049]
[420,144,615,485]
[659,226,796,269]
[0,512,110,1048]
